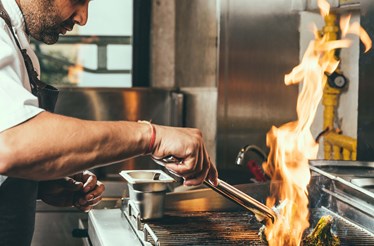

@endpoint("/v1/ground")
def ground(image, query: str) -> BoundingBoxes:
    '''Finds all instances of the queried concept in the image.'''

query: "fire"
[318,0,330,17]
[340,14,372,53]
[262,1,371,245]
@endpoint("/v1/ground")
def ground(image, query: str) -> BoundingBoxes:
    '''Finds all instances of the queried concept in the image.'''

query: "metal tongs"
[152,155,277,223]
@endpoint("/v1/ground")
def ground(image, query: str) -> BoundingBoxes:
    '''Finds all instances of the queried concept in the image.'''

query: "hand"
[151,125,218,186]
[38,170,105,212]
[70,171,105,212]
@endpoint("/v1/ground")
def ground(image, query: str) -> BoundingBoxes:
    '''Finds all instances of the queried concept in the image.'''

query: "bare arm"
[0,111,218,185]
[0,111,150,180]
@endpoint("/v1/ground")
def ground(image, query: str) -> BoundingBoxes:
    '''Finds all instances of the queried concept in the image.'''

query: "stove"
[87,161,374,246]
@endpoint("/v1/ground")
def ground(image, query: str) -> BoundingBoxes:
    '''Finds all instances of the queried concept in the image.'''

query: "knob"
[327,71,348,89]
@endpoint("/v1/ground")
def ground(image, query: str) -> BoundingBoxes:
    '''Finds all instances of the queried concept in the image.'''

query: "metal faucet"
[235,145,267,165]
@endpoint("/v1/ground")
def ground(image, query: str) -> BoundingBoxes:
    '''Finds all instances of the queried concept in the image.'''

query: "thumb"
[207,163,219,186]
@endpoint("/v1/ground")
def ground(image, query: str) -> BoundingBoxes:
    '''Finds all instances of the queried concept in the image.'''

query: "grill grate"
[142,208,374,246]
[146,211,265,245]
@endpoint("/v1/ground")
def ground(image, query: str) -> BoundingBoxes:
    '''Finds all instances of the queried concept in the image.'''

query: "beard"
[21,0,71,44]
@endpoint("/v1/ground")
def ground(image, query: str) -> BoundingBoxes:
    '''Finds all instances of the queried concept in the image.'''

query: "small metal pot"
[120,170,175,220]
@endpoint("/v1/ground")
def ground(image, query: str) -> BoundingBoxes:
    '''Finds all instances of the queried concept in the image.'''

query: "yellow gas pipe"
[321,13,357,160]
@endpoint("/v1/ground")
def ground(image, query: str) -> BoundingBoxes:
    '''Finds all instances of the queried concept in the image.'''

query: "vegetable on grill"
[258,215,340,245]
[302,215,340,246]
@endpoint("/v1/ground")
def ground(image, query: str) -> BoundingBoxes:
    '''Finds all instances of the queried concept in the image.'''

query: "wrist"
[138,120,156,154]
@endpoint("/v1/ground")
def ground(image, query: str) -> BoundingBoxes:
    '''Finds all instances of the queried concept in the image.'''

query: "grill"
[120,208,373,246]
[87,161,374,246]
[310,208,374,246]
[145,211,263,245]
[145,208,374,246]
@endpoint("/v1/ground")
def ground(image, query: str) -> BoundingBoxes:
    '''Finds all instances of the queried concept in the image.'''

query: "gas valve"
[327,71,348,89]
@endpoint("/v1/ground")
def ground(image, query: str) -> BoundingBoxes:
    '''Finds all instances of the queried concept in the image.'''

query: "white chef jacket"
[0,0,45,185]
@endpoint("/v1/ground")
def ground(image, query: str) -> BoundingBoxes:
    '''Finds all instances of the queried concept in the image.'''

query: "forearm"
[0,112,150,180]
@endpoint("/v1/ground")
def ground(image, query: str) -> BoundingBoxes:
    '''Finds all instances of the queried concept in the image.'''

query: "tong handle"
[151,155,276,223]
[203,179,276,223]
[155,155,183,164]
[152,155,182,177]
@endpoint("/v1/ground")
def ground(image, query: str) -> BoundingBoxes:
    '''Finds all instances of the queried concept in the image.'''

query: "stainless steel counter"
[88,209,141,246]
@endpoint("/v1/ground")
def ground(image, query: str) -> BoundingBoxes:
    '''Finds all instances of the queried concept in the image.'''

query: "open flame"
[262,1,371,245]
[318,0,330,17]
[340,14,372,53]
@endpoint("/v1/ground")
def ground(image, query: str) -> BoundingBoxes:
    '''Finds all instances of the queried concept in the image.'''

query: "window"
[34,0,133,87]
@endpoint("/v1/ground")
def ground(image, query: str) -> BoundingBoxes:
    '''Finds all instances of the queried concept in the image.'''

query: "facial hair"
[21,0,69,44]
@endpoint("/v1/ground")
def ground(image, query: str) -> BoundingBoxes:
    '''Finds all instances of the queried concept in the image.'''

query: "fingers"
[78,170,98,193]
[164,145,203,178]
[165,145,218,186]
[73,179,105,212]
[153,125,219,186]
[207,160,219,186]
[64,177,84,191]
[184,147,218,186]
[84,180,105,202]
[183,163,209,186]
[182,146,205,185]
[74,195,103,212]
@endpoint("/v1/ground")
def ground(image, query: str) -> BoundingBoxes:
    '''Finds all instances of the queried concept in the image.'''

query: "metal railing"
[33,35,132,74]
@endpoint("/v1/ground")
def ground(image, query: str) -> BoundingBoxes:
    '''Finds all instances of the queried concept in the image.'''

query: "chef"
[0,0,219,245]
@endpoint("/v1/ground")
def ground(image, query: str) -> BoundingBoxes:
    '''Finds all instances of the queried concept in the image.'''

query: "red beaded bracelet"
[148,123,156,154]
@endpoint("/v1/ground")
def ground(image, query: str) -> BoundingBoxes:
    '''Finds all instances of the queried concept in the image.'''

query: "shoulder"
[0,19,18,69]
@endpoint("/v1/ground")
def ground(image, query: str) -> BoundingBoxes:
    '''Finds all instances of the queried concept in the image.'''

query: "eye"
[71,0,87,5]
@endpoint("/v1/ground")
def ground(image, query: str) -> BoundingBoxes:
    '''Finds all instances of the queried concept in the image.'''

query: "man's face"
[21,0,90,44]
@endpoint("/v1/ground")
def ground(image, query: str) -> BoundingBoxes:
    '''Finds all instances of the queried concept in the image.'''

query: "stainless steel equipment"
[87,161,374,246]
[217,0,299,171]
[119,170,175,220]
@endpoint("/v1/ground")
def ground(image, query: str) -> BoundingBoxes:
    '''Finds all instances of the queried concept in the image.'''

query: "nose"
[73,1,89,26]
